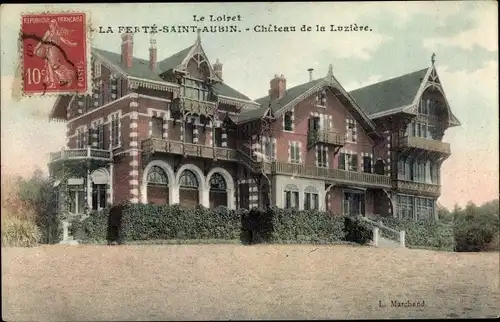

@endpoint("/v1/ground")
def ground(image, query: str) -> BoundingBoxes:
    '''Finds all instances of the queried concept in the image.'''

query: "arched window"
[209,173,227,208]
[179,169,199,208]
[179,170,198,188]
[304,186,319,210]
[284,184,299,209]
[147,166,169,204]
[209,173,226,190]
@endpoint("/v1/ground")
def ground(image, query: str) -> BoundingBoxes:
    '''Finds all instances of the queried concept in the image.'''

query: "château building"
[48,32,460,220]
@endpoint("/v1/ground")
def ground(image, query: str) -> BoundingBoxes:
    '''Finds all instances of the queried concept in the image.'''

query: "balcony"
[266,161,391,188]
[49,147,112,163]
[308,129,345,147]
[394,180,441,197]
[176,97,217,116]
[396,136,451,156]
[141,138,238,162]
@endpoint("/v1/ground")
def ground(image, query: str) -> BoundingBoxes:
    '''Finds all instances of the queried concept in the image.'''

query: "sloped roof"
[157,46,192,73]
[236,105,270,124]
[349,68,429,116]
[93,46,252,103]
[93,48,164,81]
[255,79,323,114]
[213,82,251,101]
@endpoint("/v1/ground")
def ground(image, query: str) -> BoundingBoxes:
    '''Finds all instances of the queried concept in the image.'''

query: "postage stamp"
[20,12,90,96]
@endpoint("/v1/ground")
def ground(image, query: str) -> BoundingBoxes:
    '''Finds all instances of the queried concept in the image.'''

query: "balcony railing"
[265,161,391,187]
[308,129,345,147]
[394,180,441,196]
[141,138,238,161]
[49,147,112,162]
[396,136,451,155]
[181,97,217,116]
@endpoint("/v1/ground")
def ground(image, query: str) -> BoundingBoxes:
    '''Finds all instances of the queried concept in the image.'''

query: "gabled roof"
[92,34,253,104]
[253,66,380,136]
[255,79,324,114]
[348,68,429,116]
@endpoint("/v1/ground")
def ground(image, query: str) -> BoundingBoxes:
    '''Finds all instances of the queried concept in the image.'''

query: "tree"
[16,169,59,243]
[437,203,452,222]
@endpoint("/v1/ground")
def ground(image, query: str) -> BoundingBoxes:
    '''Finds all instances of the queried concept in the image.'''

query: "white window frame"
[108,111,122,149]
[92,183,107,211]
[283,110,294,132]
[289,141,301,164]
[346,119,357,143]
[76,126,87,149]
[316,89,327,108]
[68,184,85,214]
[317,145,328,168]
[284,184,300,209]
[304,186,319,210]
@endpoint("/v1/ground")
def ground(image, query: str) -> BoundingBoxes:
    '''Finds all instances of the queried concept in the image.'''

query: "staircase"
[360,216,406,249]
[237,150,260,173]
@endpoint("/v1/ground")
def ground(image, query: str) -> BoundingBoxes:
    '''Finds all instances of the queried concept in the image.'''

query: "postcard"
[1,2,498,321]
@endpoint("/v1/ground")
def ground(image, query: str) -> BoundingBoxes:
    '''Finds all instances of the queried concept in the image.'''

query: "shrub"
[270,208,345,244]
[370,215,455,251]
[344,216,372,245]
[240,208,273,244]
[454,224,496,252]
[70,208,110,243]
[1,216,41,247]
[119,204,241,242]
[240,208,346,245]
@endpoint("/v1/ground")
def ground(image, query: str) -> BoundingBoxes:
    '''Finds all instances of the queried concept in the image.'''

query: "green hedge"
[120,204,241,241]
[239,207,365,245]
[74,205,372,246]
[70,208,109,244]
[344,216,372,245]
[369,215,455,251]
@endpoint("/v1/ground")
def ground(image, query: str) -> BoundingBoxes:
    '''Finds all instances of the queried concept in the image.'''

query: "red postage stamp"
[20,12,90,95]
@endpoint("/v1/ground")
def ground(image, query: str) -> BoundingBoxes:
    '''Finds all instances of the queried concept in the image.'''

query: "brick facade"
[48,36,455,222]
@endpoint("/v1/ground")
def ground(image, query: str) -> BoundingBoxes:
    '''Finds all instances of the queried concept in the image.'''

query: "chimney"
[149,38,157,71]
[308,68,314,82]
[121,33,133,68]
[213,58,223,79]
[269,74,287,100]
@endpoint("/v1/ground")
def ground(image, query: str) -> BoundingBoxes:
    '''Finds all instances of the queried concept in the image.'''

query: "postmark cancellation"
[18,11,92,97]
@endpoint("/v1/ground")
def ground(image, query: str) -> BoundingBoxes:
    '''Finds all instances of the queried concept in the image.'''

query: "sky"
[1,2,498,209]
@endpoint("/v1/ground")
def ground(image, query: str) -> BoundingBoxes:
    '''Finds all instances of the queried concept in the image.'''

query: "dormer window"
[283,111,294,131]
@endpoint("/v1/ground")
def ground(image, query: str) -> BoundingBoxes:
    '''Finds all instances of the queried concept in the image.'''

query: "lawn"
[2,244,499,320]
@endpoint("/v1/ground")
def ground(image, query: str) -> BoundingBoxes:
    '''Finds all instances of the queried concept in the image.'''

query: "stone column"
[86,167,92,210]
[373,227,379,247]
[171,183,180,204]
[201,188,210,208]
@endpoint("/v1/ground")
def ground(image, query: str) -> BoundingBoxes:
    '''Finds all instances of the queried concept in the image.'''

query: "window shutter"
[298,142,302,163]
[308,117,314,132]
[339,153,345,170]
[288,142,291,163]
